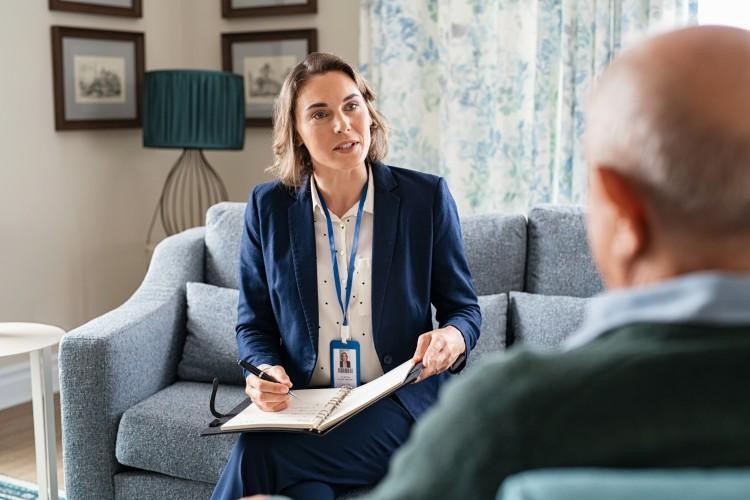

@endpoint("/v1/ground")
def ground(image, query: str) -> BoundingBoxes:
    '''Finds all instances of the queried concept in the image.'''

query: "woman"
[212,52,481,500]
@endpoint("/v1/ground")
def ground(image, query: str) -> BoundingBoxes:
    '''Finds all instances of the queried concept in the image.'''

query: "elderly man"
[248,25,750,500]
[355,25,750,500]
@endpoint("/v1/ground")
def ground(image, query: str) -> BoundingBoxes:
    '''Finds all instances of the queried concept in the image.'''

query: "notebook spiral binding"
[310,385,353,431]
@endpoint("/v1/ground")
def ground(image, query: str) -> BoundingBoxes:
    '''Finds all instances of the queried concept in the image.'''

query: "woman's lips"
[333,141,359,152]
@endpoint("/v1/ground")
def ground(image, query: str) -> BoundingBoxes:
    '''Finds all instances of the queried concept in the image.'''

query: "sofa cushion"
[178,282,244,386]
[508,292,587,349]
[205,202,244,289]
[114,472,215,500]
[461,214,526,295]
[433,293,508,363]
[525,205,603,297]
[115,381,243,484]
[471,293,508,359]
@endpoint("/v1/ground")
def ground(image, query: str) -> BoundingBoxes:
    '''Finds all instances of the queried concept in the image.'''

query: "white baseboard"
[0,355,59,411]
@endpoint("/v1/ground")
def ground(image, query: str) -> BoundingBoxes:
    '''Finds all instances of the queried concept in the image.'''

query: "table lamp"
[143,69,244,243]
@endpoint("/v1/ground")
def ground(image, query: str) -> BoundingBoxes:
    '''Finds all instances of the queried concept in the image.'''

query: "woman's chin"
[319,157,368,172]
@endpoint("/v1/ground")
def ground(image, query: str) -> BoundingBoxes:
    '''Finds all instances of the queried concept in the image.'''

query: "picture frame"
[51,26,145,130]
[222,29,317,127]
[49,0,142,18]
[221,0,316,18]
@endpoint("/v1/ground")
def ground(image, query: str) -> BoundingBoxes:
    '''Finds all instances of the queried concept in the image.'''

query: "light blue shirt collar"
[564,272,750,350]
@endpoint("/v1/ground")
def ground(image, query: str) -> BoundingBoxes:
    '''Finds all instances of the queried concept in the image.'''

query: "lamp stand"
[146,149,228,248]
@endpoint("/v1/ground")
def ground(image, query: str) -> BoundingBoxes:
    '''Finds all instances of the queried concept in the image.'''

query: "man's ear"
[594,167,649,264]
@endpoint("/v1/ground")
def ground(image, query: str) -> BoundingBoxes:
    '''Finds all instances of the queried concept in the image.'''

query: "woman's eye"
[312,111,327,120]
[346,102,360,111]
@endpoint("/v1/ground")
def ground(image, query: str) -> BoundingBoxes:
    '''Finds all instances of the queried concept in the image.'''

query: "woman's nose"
[333,112,351,133]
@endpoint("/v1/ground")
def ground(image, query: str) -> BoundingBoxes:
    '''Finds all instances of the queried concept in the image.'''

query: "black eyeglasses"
[208,377,241,427]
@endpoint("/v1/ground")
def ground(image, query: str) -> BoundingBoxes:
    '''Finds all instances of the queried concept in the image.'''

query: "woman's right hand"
[245,365,293,412]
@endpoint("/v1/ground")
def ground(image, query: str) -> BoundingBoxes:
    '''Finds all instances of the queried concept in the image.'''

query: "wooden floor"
[0,394,65,491]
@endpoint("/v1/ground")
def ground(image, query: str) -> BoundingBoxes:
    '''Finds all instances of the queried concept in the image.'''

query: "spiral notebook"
[208,360,422,435]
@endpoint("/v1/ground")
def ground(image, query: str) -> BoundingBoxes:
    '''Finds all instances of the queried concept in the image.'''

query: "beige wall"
[0,0,359,367]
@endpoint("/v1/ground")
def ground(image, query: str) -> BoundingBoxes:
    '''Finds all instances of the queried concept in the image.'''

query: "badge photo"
[330,339,360,388]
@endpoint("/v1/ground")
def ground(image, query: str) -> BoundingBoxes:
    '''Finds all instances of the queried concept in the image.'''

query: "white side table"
[0,323,65,500]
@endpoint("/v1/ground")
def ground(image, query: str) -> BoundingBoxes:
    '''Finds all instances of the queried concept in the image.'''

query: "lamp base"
[147,149,228,245]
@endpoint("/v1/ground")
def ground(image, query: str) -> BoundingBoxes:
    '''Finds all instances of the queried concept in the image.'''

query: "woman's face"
[294,71,372,174]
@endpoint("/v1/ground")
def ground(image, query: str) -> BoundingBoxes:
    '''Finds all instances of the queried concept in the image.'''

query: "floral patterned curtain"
[360,0,698,214]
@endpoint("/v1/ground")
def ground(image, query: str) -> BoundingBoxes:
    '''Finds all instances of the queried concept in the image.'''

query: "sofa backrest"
[525,205,603,298]
[462,213,526,295]
[205,202,244,289]
[203,202,529,296]
[193,201,602,377]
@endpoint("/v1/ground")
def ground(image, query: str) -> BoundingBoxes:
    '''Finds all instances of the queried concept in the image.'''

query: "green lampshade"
[143,70,245,150]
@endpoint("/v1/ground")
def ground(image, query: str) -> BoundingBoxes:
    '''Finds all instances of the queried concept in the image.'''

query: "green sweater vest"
[365,323,750,500]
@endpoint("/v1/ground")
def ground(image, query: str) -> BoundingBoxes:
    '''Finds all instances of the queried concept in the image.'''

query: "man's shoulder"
[450,348,610,407]
[445,339,654,417]
[467,322,750,413]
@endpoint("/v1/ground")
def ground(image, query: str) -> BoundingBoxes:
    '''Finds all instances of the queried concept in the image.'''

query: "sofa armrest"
[59,227,205,500]
[497,468,750,500]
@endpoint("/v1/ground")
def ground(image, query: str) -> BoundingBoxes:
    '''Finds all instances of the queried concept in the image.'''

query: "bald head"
[586,26,750,237]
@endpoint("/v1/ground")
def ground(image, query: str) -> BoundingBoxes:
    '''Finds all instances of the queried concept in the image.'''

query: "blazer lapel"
[371,166,400,347]
[288,185,320,351]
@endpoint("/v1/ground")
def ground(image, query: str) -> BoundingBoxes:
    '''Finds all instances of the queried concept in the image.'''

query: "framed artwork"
[49,0,142,18]
[222,29,317,127]
[221,0,316,18]
[51,26,145,130]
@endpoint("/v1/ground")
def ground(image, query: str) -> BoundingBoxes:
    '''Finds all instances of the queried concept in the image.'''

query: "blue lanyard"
[314,170,369,332]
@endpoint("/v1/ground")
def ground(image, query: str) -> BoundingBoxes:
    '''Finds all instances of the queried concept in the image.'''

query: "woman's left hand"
[411,326,466,382]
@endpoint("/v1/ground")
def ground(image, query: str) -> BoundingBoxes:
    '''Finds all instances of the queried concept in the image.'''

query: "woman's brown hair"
[267,52,389,188]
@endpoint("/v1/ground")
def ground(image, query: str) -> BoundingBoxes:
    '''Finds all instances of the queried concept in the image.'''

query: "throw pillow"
[508,292,587,350]
[432,293,508,363]
[178,282,244,386]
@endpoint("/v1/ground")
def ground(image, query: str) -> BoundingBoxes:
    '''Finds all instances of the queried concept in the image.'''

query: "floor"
[0,394,65,491]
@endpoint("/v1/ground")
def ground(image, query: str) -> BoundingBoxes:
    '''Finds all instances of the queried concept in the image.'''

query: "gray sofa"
[59,203,603,500]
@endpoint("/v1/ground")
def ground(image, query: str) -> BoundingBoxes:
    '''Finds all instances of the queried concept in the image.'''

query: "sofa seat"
[115,381,244,484]
[114,471,216,499]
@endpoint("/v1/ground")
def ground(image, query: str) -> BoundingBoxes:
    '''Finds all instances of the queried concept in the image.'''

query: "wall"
[0,0,359,378]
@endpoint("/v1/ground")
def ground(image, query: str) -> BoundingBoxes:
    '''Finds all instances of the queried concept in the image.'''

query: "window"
[698,1,750,29]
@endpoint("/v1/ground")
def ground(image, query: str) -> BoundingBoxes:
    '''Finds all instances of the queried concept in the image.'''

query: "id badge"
[330,339,360,388]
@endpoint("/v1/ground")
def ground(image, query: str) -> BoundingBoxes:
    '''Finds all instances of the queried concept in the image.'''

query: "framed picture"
[222,29,317,127]
[221,0,316,18]
[49,0,142,17]
[51,26,145,130]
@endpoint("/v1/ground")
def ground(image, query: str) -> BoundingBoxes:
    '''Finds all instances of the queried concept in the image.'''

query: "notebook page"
[221,388,341,431]
[321,360,415,430]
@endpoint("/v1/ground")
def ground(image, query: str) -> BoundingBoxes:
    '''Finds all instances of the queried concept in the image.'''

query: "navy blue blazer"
[236,164,481,420]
